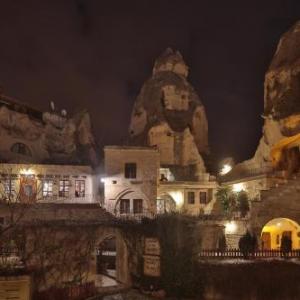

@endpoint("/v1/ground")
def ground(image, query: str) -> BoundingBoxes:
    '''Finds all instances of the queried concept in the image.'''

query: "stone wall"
[104,146,160,214]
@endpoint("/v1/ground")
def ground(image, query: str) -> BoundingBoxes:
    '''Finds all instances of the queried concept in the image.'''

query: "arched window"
[11,143,32,156]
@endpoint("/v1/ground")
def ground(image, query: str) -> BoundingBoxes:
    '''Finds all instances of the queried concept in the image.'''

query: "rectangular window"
[187,191,195,204]
[3,179,15,196]
[200,192,207,204]
[133,199,143,214]
[59,180,70,197]
[124,163,137,179]
[75,180,85,197]
[120,199,130,214]
[43,180,53,197]
[208,189,213,202]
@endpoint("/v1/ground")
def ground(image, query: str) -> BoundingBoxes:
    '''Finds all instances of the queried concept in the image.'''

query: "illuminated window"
[200,192,207,204]
[276,235,280,245]
[124,163,136,179]
[75,180,85,197]
[59,180,69,197]
[43,180,53,197]
[187,191,195,204]
[11,143,32,156]
[120,199,130,214]
[133,199,143,214]
[3,179,15,196]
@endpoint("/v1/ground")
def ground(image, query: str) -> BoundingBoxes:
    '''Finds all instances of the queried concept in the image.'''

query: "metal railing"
[198,249,300,259]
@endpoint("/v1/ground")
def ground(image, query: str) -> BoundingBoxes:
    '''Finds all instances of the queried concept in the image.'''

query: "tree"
[239,231,257,259]
[0,165,43,274]
[216,186,236,215]
[281,235,292,257]
[218,234,227,252]
[236,191,250,218]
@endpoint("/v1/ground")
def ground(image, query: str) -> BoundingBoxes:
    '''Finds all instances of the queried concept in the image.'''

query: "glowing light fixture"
[168,191,184,209]
[225,221,237,234]
[20,168,34,176]
[100,178,106,183]
[233,183,244,193]
[220,164,232,176]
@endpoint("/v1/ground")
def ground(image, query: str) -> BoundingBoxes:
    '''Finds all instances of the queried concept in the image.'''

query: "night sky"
[0,0,299,164]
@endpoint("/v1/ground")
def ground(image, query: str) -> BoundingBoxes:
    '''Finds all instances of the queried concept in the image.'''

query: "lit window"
[75,180,85,197]
[200,192,207,204]
[43,180,53,197]
[59,180,69,197]
[3,179,15,196]
[120,199,130,214]
[11,143,32,156]
[124,163,137,179]
[133,199,143,214]
[187,191,195,204]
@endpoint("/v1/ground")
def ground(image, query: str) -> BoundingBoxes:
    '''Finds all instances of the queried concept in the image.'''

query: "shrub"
[237,191,250,218]
[239,231,257,258]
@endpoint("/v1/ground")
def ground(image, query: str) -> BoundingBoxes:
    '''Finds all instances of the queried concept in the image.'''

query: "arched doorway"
[157,193,176,214]
[96,236,117,280]
[261,218,300,250]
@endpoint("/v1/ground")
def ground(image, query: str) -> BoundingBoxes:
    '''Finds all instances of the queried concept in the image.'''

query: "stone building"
[0,94,102,207]
[103,146,160,217]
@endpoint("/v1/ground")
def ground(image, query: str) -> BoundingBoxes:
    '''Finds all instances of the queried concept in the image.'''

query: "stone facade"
[0,163,99,204]
[158,180,217,215]
[0,94,99,167]
[103,146,160,216]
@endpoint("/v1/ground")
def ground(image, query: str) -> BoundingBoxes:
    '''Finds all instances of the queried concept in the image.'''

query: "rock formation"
[0,94,99,167]
[227,21,300,178]
[129,48,209,180]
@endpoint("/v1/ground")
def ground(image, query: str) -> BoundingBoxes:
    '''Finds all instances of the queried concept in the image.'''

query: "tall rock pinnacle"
[128,48,209,180]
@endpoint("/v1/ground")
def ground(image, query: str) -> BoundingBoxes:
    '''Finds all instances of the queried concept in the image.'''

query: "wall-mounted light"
[20,168,34,176]
[220,164,232,176]
[225,221,237,234]
[232,183,244,193]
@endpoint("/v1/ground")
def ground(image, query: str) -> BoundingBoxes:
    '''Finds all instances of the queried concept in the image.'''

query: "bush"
[281,235,292,256]
[237,191,250,218]
[239,231,257,258]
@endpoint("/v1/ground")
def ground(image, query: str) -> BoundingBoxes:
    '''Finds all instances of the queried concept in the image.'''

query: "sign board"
[143,255,161,277]
[0,276,31,300]
[144,238,160,256]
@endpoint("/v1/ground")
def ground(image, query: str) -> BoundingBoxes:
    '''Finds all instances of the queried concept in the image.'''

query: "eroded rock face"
[264,21,300,120]
[0,95,99,166]
[129,48,208,178]
[230,21,300,176]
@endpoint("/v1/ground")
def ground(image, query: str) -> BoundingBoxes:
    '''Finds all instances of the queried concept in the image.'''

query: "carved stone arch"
[93,227,130,285]
[114,189,151,214]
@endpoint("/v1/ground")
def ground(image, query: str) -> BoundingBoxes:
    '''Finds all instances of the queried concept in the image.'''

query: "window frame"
[199,191,207,204]
[59,179,70,198]
[187,191,195,204]
[42,180,53,198]
[133,199,143,214]
[124,163,137,179]
[11,143,32,156]
[75,180,85,198]
[119,198,130,214]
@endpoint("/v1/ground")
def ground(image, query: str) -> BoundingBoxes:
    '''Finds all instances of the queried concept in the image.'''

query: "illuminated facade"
[0,163,98,204]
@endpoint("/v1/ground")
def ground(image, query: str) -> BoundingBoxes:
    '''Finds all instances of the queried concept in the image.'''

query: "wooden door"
[261,232,271,250]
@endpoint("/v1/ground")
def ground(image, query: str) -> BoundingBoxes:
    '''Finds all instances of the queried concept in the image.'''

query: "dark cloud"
[0,0,299,164]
